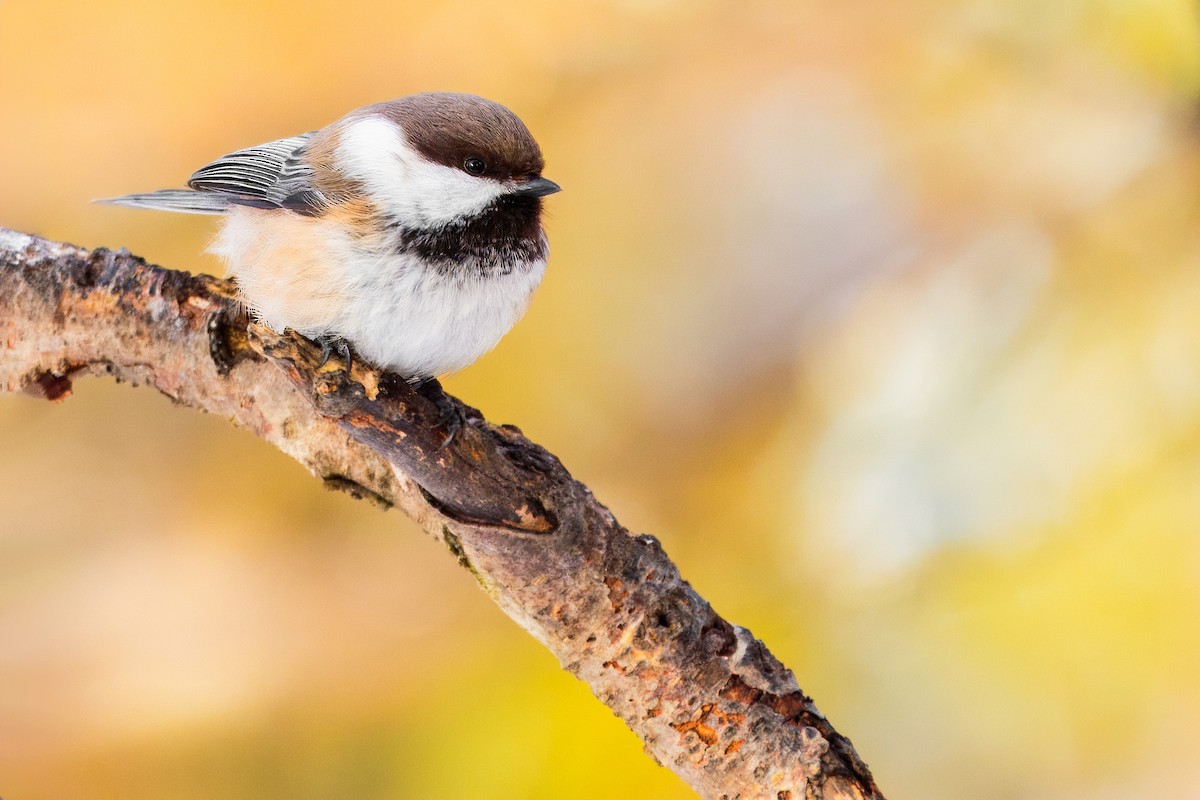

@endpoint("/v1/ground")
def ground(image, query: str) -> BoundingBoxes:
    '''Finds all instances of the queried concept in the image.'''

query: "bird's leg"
[412,376,464,448]
[315,334,354,373]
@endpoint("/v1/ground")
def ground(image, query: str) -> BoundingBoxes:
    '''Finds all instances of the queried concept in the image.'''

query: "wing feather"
[187,133,321,211]
[99,132,325,216]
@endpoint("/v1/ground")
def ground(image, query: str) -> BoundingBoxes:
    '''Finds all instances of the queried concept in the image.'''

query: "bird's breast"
[212,207,547,379]
[335,238,547,378]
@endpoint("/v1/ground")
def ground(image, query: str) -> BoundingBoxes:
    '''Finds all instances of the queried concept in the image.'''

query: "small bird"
[102,92,560,383]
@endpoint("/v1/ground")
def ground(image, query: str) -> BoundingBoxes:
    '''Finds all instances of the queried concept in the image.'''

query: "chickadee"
[103,92,560,381]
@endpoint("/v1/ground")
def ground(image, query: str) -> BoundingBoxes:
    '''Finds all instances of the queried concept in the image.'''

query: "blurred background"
[2,1,1199,797]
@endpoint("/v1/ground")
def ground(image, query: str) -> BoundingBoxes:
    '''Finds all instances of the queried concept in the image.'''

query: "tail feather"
[95,189,231,216]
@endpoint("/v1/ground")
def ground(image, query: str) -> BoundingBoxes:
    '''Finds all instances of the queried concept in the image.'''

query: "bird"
[101,92,561,388]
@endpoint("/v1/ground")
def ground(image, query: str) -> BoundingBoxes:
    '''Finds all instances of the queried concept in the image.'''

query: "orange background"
[2,2,1200,798]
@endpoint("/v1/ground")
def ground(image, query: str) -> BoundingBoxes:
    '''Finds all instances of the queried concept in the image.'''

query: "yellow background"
[2,1,1200,798]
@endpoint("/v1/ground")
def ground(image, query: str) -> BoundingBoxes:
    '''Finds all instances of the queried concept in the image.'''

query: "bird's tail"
[94,189,232,216]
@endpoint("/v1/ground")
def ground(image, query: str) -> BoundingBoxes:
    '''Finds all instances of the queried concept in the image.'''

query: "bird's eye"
[463,157,486,175]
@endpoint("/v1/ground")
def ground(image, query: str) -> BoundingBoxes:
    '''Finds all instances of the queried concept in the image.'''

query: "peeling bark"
[0,227,884,800]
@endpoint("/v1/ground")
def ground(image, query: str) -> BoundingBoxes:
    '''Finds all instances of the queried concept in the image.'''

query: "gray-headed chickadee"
[103,92,560,382]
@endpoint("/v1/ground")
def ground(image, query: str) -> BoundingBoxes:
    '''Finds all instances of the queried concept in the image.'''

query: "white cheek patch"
[334,116,505,227]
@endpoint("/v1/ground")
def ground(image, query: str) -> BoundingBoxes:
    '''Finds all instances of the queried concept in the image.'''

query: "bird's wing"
[187,133,325,213]
[98,133,325,216]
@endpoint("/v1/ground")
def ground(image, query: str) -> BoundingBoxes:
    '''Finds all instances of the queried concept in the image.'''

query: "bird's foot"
[315,334,354,373]
[413,377,464,449]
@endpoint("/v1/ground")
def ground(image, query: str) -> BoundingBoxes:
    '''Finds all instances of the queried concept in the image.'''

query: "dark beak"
[511,177,562,197]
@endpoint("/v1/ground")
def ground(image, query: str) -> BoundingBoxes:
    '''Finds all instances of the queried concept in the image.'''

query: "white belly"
[212,207,546,378]
[332,249,546,378]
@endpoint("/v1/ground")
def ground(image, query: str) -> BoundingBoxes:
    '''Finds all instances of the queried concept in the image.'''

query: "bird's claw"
[315,334,354,373]
[413,377,464,449]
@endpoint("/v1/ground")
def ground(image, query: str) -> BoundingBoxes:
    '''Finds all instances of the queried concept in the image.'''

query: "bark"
[0,227,884,800]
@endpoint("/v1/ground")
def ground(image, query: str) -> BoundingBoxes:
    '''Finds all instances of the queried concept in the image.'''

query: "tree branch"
[0,227,883,800]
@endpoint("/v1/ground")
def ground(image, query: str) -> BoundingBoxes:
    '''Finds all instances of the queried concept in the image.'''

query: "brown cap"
[367,92,545,181]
